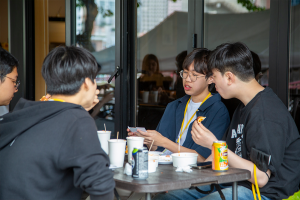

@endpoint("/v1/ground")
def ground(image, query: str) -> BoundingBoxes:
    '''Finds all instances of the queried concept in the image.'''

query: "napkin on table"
[123,163,132,175]
[175,166,193,173]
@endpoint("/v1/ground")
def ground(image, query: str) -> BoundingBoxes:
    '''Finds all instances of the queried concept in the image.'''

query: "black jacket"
[0,98,115,200]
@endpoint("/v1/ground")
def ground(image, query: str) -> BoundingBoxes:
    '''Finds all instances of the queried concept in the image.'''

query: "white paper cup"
[97,130,111,154]
[148,159,158,173]
[126,137,144,163]
[142,91,149,103]
[108,139,126,168]
[151,91,158,103]
[148,151,160,167]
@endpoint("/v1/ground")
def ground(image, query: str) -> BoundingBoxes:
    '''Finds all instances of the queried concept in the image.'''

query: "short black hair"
[182,48,211,78]
[0,47,19,83]
[176,50,187,74]
[208,42,254,82]
[42,46,99,95]
[251,50,261,77]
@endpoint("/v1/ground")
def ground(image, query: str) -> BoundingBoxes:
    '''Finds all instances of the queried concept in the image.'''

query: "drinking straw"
[178,143,180,154]
[104,123,106,132]
[149,140,154,151]
[117,131,119,141]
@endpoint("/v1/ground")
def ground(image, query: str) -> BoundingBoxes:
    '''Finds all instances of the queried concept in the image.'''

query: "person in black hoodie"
[0,46,115,200]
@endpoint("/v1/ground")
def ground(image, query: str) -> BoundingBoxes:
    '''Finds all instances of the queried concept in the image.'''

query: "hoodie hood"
[0,98,83,149]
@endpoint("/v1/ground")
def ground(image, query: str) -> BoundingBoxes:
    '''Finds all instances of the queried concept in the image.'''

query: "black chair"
[137,105,166,130]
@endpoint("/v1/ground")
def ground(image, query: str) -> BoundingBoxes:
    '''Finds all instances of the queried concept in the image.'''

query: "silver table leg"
[232,182,237,200]
[145,193,151,200]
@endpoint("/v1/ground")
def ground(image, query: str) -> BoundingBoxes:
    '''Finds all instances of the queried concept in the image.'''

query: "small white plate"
[158,155,173,165]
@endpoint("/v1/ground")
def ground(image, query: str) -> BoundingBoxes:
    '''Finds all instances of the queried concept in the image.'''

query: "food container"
[158,155,172,164]
[148,159,158,173]
[148,151,161,167]
[171,152,198,167]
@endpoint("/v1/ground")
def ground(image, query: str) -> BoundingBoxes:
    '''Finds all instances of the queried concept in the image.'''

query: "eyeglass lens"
[5,76,20,89]
[180,71,197,82]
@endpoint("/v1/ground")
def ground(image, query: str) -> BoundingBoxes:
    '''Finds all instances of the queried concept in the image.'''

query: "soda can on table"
[132,147,148,179]
[212,141,228,171]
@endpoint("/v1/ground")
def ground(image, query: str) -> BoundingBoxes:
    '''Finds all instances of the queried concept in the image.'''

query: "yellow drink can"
[212,141,228,171]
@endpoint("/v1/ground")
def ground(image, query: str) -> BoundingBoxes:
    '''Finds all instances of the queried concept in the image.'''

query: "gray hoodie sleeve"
[57,116,115,196]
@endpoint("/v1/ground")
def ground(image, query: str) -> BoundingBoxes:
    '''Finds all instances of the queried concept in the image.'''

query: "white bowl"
[171,152,198,167]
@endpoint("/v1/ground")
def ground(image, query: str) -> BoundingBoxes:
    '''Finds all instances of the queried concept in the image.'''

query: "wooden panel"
[49,21,65,43]
[48,0,65,17]
[34,0,48,101]
[0,0,8,44]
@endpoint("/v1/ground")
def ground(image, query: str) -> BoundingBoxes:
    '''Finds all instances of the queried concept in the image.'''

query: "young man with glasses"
[129,48,230,162]
[0,48,19,109]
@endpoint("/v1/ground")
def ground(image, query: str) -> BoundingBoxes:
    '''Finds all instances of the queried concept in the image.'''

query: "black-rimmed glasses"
[179,70,205,82]
[5,76,20,89]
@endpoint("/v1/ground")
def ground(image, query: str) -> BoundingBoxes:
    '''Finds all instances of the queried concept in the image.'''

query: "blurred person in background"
[139,54,164,91]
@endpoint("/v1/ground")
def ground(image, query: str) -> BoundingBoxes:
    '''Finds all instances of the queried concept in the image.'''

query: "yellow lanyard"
[51,98,65,102]
[176,92,211,143]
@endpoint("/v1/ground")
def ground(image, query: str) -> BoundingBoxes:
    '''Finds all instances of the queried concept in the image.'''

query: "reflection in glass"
[204,0,270,87]
[75,0,116,136]
[136,0,188,130]
[203,0,270,119]
[289,1,300,130]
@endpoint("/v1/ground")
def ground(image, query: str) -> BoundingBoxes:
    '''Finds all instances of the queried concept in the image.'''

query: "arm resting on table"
[228,149,271,187]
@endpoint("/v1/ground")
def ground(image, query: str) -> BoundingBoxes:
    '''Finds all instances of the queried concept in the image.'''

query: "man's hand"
[191,120,217,149]
[40,94,52,101]
[45,94,51,99]
[135,129,166,146]
[127,128,136,136]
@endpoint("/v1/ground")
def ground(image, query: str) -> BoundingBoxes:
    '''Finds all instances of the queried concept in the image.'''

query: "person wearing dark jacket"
[128,48,230,162]
[154,42,300,200]
[154,93,229,159]
[0,46,115,200]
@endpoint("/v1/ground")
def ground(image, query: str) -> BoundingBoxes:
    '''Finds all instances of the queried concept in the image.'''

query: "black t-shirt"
[224,87,300,200]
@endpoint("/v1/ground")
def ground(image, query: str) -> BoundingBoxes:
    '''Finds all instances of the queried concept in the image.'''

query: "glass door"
[68,0,117,137]
[203,0,270,119]
[204,0,270,87]
[136,0,189,130]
